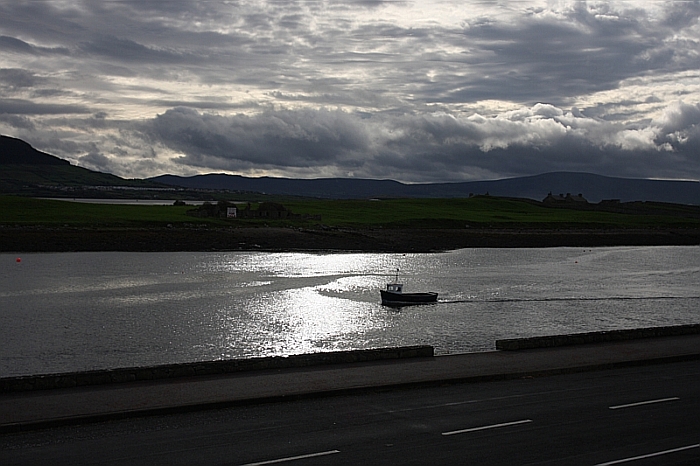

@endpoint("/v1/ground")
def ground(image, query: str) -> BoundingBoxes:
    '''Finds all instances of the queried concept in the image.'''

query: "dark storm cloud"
[0,1,699,181]
[147,107,370,170]
[140,102,700,181]
[0,36,38,55]
[0,114,35,130]
[436,4,697,105]
[79,37,196,65]
[0,35,69,56]
[0,69,45,89]
[0,99,91,115]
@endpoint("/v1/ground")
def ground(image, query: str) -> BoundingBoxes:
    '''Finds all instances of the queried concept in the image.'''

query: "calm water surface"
[1,247,698,376]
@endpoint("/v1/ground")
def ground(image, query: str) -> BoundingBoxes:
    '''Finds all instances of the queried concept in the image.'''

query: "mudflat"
[2,226,700,253]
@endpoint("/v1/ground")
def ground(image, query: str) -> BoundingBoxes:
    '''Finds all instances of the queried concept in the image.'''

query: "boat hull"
[380,290,438,306]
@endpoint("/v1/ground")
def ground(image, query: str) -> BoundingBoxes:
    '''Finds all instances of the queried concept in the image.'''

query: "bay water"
[1,247,698,377]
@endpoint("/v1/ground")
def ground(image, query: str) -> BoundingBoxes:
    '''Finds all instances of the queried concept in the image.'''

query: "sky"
[1,1,699,183]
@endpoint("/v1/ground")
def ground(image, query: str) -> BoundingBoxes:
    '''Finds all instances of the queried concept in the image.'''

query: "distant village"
[542,192,631,207]
[186,201,321,221]
[543,192,589,204]
[183,193,626,221]
[182,191,700,224]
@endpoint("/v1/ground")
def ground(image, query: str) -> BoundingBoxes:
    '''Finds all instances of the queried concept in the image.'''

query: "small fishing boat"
[380,269,438,306]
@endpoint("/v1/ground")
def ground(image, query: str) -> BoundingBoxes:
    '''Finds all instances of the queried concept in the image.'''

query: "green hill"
[0,135,69,165]
[0,135,169,196]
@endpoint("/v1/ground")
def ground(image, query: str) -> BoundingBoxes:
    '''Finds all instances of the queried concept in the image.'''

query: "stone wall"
[0,345,434,393]
[495,324,700,350]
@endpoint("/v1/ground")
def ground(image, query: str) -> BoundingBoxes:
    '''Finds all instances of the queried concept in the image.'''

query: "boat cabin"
[386,283,403,293]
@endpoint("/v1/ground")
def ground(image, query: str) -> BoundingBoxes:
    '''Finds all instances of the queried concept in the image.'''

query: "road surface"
[1,360,698,465]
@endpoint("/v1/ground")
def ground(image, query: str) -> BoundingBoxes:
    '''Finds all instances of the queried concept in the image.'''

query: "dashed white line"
[240,450,341,466]
[442,419,533,436]
[609,397,680,410]
[380,399,479,414]
[594,444,699,465]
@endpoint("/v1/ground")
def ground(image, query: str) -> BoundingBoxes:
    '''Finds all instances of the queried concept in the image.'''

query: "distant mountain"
[3,135,700,204]
[149,173,411,198]
[0,135,162,194]
[0,135,69,166]
[150,172,700,205]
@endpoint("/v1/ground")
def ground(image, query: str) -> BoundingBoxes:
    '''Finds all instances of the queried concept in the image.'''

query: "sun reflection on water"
[207,252,435,358]
[219,284,386,357]
[201,252,396,277]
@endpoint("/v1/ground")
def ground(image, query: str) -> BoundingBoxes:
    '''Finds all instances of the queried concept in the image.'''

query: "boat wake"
[439,296,700,304]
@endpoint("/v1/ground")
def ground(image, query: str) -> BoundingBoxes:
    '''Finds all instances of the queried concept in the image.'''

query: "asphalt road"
[1,360,698,466]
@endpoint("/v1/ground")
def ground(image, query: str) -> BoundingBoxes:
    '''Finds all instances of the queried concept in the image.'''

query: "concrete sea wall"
[0,345,434,393]
[495,324,700,350]
[3,324,698,393]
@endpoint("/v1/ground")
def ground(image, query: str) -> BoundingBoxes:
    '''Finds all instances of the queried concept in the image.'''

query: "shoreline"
[2,226,700,253]
[3,332,700,433]
[4,324,698,393]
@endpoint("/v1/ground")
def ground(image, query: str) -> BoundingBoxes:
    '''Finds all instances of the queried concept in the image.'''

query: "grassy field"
[0,197,198,226]
[284,197,700,229]
[2,195,700,229]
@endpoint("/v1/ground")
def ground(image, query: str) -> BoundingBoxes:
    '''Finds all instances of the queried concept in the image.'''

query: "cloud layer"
[1,1,699,181]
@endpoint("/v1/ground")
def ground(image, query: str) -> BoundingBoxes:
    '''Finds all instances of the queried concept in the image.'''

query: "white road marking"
[240,450,341,465]
[594,444,699,465]
[381,400,479,414]
[442,419,532,436]
[609,397,680,410]
[376,386,591,415]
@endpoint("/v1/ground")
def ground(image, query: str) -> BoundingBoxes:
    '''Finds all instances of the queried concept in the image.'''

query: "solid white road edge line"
[240,450,341,466]
[609,397,680,410]
[594,444,699,465]
[442,419,533,436]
